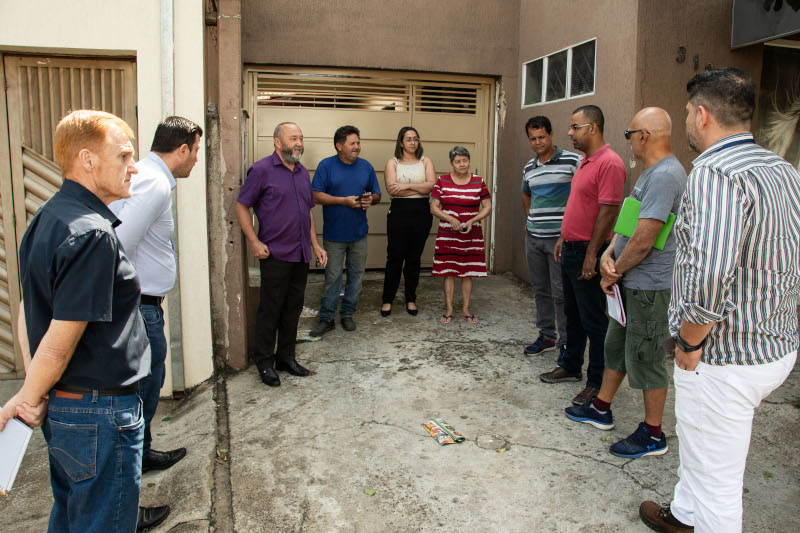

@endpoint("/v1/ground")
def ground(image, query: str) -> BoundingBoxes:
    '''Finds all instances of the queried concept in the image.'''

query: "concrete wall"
[508,0,640,280]
[206,0,249,369]
[0,0,214,389]
[635,0,763,171]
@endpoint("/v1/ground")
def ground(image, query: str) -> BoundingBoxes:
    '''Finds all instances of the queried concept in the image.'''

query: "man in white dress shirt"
[110,116,202,474]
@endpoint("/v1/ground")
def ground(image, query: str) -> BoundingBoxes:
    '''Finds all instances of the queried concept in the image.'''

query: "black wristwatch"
[673,334,706,353]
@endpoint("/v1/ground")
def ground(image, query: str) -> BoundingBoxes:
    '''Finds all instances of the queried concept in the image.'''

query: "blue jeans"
[44,390,144,533]
[557,245,608,389]
[320,237,368,321]
[139,303,167,456]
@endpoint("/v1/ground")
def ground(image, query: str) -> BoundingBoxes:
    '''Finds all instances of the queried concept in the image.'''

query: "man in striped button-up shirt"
[640,68,800,533]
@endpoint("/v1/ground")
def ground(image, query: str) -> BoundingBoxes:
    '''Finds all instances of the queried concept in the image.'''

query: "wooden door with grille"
[0,54,137,378]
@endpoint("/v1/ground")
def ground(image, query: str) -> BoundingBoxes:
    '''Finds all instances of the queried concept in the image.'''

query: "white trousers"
[670,351,796,532]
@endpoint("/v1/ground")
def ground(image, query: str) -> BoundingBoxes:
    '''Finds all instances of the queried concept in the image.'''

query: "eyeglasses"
[404,137,420,143]
[624,129,650,140]
[569,123,593,131]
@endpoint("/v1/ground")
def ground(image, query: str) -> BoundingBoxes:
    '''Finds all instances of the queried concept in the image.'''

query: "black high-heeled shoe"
[380,306,391,317]
[406,303,418,316]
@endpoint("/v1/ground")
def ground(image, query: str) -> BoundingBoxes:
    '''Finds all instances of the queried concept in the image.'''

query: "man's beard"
[282,147,303,164]
[686,128,701,154]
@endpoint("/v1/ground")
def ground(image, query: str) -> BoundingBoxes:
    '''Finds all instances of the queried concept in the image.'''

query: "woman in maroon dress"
[430,146,492,324]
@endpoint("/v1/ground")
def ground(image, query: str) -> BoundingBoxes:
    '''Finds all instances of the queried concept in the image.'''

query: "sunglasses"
[624,129,650,140]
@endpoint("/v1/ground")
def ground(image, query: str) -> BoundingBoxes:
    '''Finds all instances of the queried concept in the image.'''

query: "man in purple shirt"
[235,122,327,387]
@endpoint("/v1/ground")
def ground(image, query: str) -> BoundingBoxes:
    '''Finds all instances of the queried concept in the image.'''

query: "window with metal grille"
[570,40,595,97]
[522,39,596,107]
[524,59,544,106]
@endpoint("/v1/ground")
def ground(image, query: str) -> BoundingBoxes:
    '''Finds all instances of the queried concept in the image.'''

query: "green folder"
[613,197,675,250]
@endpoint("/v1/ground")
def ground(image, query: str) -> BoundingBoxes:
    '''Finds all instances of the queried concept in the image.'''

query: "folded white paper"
[0,418,33,493]
[606,284,626,327]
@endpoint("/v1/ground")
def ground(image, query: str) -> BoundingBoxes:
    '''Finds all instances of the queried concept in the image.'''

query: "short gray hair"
[273,122,296,139]
[449,145,470,162]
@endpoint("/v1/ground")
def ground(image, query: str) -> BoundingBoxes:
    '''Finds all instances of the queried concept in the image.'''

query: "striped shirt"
[521,147,580,238]
[669,133,800,365]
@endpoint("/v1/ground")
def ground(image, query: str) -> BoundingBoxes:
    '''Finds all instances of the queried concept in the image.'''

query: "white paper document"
[606,284,626,327]
[0,418,33,493]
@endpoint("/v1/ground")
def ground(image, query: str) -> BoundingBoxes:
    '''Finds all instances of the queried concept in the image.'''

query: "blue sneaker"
[524,335,556,355]
[610,423,668,458]
[564,399,614,430]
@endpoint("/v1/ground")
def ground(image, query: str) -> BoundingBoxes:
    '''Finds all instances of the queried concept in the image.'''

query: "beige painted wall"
[0,0,214,389]
[509,0,640,281]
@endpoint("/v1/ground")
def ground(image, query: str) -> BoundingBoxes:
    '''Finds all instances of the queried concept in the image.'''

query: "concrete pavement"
[1,273,798,532]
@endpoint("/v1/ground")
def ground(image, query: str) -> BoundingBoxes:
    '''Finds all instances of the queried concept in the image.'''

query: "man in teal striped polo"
[521,116,580,356]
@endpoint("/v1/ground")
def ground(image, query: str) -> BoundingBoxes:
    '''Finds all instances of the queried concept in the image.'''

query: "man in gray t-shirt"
[564,107,688,460]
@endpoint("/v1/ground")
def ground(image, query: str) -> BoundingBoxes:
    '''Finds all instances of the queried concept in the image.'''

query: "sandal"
[440,314,454,324]
[461,314,478,324]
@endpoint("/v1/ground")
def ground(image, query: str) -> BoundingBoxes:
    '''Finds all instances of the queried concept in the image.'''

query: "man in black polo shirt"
[0,110,168,532]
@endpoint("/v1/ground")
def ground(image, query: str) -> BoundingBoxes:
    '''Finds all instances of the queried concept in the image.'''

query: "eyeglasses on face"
[569,123,593,131]
[624,129,650,140]
[404,137,420,143]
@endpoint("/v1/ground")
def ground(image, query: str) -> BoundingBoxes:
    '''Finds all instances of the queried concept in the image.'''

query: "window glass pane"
[545,50,568,101]
[524,59,543,106]
[570,40,596,97]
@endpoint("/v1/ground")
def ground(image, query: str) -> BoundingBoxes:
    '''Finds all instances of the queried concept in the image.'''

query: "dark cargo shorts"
[604,286,670,390]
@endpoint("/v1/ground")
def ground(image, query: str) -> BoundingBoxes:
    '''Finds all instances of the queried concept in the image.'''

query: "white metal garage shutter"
[0,54,137,377]
[244,67,494,273]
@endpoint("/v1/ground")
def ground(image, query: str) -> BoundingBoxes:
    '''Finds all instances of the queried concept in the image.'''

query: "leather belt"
[562,240,590,250]
[54,381,139,397]
[140,294,164,306]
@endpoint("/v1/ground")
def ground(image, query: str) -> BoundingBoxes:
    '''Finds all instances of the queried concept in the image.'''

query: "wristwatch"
[673,334,706,353]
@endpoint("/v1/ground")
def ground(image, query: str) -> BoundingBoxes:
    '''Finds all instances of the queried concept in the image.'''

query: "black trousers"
[382,198,433,304]
[255,256,309,368]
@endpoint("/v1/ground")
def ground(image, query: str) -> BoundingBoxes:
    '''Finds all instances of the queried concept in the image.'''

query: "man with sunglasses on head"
[564,108,687,461]
[540,105,626,407]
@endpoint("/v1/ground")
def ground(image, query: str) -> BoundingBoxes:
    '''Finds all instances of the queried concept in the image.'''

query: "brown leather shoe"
[639,501,694,532]
[571,386,599,406]
[539,366,582,383]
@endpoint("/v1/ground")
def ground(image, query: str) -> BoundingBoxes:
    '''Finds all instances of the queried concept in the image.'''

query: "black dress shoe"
[142,448,187,473]
[257,365,281,387]
[406,303,418,316]
[310,319,335,337]
[380,307,391,317]
[341,316,357,331]
[275,359,312,376]
[137,505,170,531]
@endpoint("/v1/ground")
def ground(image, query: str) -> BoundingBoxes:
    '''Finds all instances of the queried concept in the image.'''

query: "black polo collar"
[59,179,121,228]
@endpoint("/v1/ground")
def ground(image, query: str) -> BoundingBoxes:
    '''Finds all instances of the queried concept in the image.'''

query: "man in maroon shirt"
[235,122,327,387]
[540,105,627,406]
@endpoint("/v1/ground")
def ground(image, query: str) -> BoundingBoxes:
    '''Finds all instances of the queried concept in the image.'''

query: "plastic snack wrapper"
[422,418,465,446]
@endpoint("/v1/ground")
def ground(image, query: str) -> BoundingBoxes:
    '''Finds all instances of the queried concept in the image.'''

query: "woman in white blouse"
[380,126,436,316]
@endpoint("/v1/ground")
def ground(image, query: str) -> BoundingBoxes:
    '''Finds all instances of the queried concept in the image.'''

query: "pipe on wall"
[160,0,185,392]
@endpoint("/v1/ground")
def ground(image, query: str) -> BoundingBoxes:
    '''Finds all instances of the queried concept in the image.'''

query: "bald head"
[631,107,671,138]
[627,107,674,166]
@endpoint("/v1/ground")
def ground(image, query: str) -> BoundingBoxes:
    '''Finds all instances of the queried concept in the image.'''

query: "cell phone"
[361,192,371,199]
